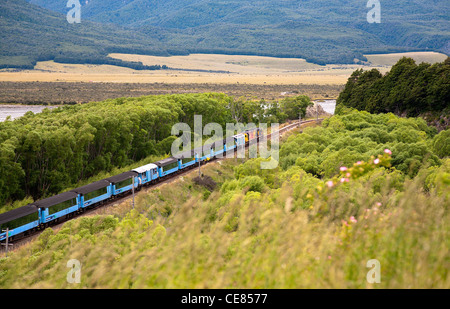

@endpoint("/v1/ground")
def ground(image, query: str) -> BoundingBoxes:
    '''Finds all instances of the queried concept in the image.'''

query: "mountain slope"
[0,0,169,69]
[25,0,450,64]
[3,0,450,68]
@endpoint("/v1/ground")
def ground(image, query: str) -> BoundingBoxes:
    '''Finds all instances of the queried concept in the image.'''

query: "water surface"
[316,100,336,115]
[0,105,57,122]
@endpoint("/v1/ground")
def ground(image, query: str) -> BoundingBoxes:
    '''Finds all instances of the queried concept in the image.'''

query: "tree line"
[336,57,450,119]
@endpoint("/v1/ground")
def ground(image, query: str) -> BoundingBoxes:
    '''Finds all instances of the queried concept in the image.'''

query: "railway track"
[1,118,323,254]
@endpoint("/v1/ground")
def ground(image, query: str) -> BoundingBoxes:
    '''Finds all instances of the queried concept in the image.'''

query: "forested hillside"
[2,0,447,68]
[0,0,169,69]
[336,57,450,129]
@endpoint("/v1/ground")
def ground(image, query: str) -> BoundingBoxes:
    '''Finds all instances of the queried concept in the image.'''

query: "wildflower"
[340,166,348,172]
[346,172,351,177]
[340,178,349,183]
[384,148,392,155]
[326,180,334,188]
[356,161,362,165]
[349,216,357,223]
[374,158,380,164]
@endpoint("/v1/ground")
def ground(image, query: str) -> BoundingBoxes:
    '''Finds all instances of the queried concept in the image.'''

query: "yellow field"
[364,51,448,67]
[0,51,446,85]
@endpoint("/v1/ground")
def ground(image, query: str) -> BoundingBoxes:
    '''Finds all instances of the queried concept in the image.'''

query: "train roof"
[105,171,137,184]
[133,163,158,174]
[155,157,178,167]
[32,191,78,209]
[0,205,39,225]
[70,179,111,195]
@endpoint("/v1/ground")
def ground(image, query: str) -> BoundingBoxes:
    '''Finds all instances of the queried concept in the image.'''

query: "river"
[0,100,337,122]
[316,100,337,115]
[0,105,57,122]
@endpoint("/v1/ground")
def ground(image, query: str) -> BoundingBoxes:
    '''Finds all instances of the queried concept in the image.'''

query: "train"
[0,127,263,243]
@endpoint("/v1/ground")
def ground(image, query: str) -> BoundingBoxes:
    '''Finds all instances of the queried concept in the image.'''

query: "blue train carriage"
[223,135,238,156]
[176,149,198,169]
[106,171,139,196]
[0,205,40,241]
[192,143,214,162]
[132,163,159,185]
[233,134,246,148]
[210,139,225,158]
[33,191,80,225]
[71,179,112,209]
[155,157,179,178]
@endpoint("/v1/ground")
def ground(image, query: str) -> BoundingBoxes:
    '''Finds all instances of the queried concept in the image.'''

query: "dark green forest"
[1,0,448,69]
[336,57,450,128]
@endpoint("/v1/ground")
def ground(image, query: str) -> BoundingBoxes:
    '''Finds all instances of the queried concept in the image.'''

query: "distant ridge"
[1,0,449,69]
[0,0,169,69]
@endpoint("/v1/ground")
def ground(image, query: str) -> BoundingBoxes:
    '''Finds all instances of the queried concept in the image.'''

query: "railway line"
[1,118,323,255]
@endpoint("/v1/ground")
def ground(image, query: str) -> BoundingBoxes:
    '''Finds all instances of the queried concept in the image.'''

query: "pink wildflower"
[340,166,348,172]
[350,216,357,223]
[340,178,349,183]
[374,158,380,164]
[384,149,392,155]
[326,180,334,188]
[356,161,362,165]
[346,172,351,177]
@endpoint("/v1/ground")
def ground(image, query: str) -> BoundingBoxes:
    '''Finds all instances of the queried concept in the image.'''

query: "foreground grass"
[0,154,447,288]
[0,110,448,288]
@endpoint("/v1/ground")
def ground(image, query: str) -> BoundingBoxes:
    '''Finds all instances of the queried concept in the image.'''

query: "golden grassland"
[364,51,448,67]
[0,51,446,85]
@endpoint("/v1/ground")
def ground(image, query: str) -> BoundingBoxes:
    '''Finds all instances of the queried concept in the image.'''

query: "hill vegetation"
[2,0,448,69]
[336,57,450,130]
[0,109,448,288]
[0,0,169,69]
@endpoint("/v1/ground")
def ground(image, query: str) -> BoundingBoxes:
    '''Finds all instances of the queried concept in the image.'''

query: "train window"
[84,187,108,201]
[153,168,158,174]
[182,157,194,164]
[115,178,133,190]
[0,212,39,231]
[163,161,178,171]
[48,198,77,215]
